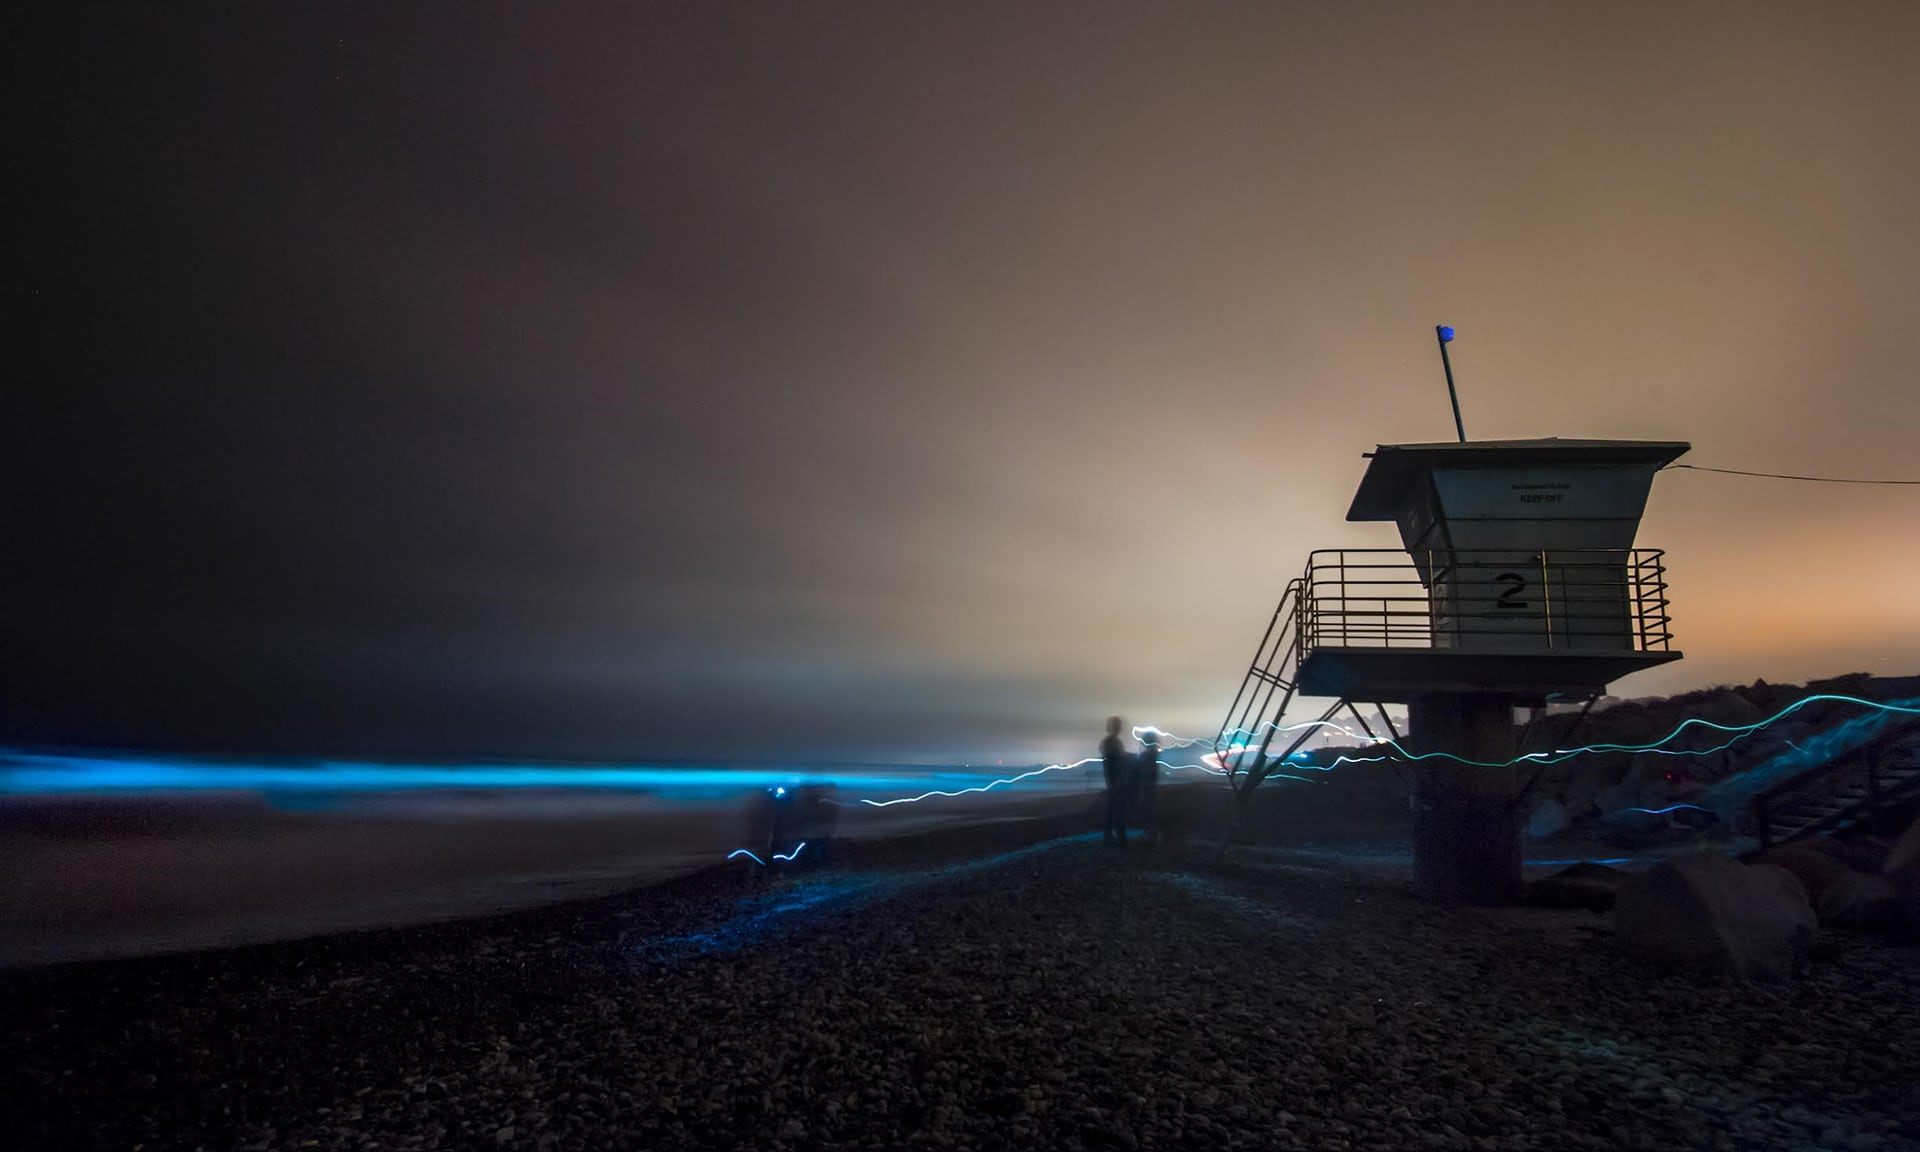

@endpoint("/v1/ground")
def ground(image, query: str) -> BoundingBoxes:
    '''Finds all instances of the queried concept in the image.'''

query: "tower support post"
[1408,692,1521,904]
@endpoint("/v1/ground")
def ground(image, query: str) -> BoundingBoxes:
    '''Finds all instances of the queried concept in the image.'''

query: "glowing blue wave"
[7,695,1907,827]
[0,754,952,797]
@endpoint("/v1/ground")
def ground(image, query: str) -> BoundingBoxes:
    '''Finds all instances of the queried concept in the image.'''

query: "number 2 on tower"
[1494,572,1529,610]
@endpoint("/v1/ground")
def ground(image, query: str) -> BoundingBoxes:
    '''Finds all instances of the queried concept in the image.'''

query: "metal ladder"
[1213,577,1351,800]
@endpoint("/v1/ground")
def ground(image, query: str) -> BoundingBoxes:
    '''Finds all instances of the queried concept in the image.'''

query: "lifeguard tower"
[1216,437,1689,903]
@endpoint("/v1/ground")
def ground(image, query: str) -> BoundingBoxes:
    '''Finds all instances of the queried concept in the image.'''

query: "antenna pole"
[1436,325,1466,443]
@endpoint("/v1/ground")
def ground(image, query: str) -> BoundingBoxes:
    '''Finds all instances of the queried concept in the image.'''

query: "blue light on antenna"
[1437,325,1455,343]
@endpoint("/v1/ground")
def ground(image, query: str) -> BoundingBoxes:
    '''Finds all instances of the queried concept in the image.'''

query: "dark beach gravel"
[3,818,1916,1151]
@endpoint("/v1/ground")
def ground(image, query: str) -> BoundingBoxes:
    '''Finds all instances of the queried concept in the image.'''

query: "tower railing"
[1297,547,1674,663]
[1214,547,1673,800]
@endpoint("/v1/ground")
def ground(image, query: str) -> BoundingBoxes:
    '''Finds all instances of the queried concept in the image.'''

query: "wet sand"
[0,781,1112,967]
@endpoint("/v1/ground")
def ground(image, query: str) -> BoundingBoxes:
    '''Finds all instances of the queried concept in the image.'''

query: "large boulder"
[1528,862,1624,912]
[1525,798,1569,840]
[1614,854,1816,981]
[1834,835,1893,875]
[1887,813,1920,875]
[1737,678,1795,714]
[1798,835,1854,865]
[1786,834,1900,874]
[1691,689,1768,729]
[1595,781,1640,816]
[1561,758,1623,817]
[1587,703,1662,747]
[1897,874,1920,944]
[1758,845,1850,905]
[1816,871,1906,932]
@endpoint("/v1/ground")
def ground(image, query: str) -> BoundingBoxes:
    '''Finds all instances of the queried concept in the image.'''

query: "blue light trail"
[716,694,1916,865]
[850,753,1245,807]
[721,837,806,864]
[717,694,1910,864]
[854,758,1098,807]
[727,841,809,867]
[1208,693,1918,774]
[8,695,1909,853]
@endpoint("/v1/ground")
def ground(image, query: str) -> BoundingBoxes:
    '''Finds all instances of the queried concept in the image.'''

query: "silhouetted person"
[1101,716,1132,847]
[1135,729,1161,846]
[792,782,840,867]
[742,787,780,881]
[1157,780,1193,854]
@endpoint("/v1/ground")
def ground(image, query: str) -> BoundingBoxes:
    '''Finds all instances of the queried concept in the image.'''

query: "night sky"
[12,3,1918,764]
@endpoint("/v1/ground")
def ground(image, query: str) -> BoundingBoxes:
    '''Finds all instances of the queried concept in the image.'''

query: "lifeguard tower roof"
[1275,435,1690,703]
[1347,438,1691,522]
[1215,420,1693,904]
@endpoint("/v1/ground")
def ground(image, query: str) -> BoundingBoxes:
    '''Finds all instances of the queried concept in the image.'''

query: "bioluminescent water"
[6,694,1907,829]
[0,750,1090,805]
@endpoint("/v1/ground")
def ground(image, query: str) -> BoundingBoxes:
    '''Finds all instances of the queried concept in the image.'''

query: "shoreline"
[1,774,1725,971]
[0,786,1110,969]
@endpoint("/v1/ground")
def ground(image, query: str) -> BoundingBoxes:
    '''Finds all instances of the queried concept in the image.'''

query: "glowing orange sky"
[13,2,1919,761]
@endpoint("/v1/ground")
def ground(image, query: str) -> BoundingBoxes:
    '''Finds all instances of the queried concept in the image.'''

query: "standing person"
[793,783,840,868]
[1100,716,1132,848]
[1135,728,1162,847]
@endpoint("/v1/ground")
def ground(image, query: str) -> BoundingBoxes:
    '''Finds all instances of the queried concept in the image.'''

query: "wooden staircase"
[1751,717,1920,853]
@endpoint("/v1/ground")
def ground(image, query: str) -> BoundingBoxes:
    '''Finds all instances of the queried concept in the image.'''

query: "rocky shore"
[4,824,1915,1151]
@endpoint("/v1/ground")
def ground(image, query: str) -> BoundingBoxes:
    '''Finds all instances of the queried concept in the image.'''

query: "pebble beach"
[4,816,1915,1151]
